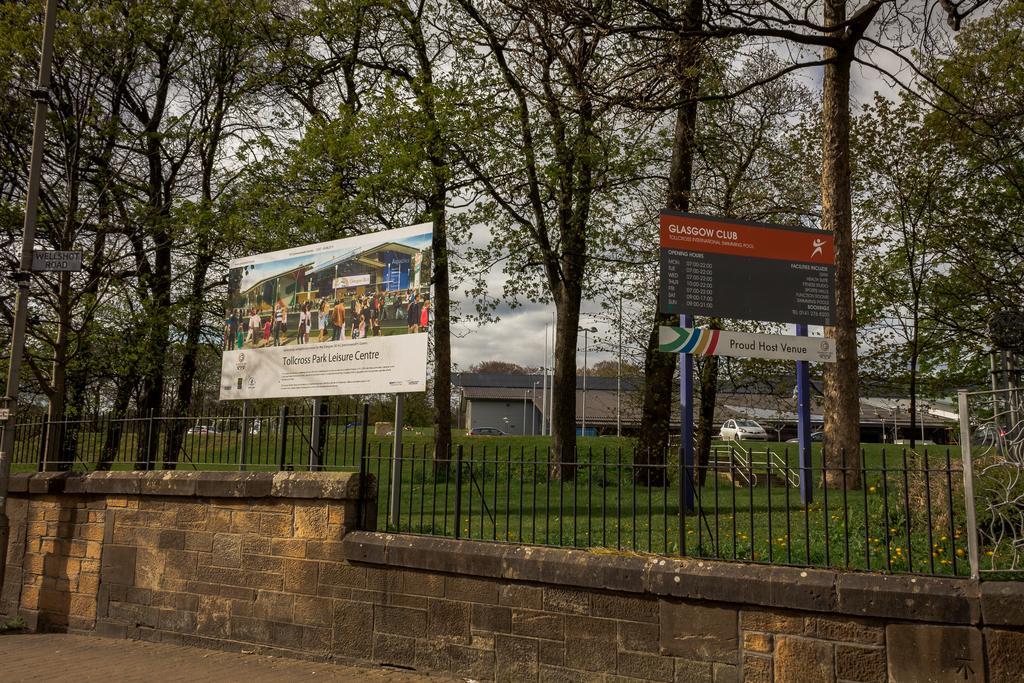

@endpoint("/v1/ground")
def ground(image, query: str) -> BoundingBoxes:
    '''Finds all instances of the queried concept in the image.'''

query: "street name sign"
[32,250,83,272]
[659,326,836,363]
[659,211,835,326]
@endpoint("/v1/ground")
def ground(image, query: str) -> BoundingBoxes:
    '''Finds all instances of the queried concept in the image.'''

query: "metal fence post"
[36,417,47,472]
[359,402,370,469]
[277,405,289,471]
[309,397,323,472]
[357,402,370,529]
[453,444,464,540]
[239,400,249,471]
[796,322,813,504]
[389,395,405,529]
[142,409,156,471]
[957,390,981,580]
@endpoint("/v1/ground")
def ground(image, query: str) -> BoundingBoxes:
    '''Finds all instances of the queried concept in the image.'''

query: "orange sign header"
[659,212,835,265]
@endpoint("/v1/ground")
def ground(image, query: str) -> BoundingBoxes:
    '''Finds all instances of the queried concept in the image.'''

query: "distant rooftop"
[453,372,638,392]
[453,373,957,427]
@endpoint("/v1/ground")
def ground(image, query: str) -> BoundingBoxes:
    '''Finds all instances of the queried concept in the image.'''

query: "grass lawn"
[363,436,970,577]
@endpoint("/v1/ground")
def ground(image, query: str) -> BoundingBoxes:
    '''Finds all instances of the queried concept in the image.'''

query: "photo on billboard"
[219,223,432,399]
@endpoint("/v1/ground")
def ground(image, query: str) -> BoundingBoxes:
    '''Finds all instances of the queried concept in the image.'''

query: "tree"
[634,0,705,485]
[587,359,641,378]
[454,0,654,478]
[854,94,952,449]
[470,361,531,375]
[629,0,992,488]
[163,0,276,467]
[925,3,1024,341]
[356,0,477,465]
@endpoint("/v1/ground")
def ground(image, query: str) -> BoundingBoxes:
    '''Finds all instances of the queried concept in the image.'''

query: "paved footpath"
[0,634,458,682]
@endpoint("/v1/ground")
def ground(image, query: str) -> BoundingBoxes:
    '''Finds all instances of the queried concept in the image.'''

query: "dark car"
[786,431,824,443]
[468,427,505,436]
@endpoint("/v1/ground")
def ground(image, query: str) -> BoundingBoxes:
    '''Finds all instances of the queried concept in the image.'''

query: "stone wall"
[345,533,1023,683]
[2,471,1023,682]
[1,470,365,650]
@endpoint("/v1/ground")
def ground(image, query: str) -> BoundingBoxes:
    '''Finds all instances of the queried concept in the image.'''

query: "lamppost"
[617,293,622,438]
[532,380,540,435]
[579,326,597,436]
[522,390,528,437]
[542,322,549,436]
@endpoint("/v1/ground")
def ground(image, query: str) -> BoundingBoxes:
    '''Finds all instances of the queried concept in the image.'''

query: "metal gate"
[958,387,1024,578]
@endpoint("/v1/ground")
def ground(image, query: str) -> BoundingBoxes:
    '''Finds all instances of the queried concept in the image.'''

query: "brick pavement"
[0,634,457,682]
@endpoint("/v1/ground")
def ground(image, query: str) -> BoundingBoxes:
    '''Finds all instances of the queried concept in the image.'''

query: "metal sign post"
[0,0,58,596]
[680,313,695,513]
[239,400,249,471]
[796,323,813,505]
[389,394,405,528]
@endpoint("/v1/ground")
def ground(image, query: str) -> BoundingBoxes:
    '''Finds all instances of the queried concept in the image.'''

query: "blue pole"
[796,323,813,504]
[680,313,695,512]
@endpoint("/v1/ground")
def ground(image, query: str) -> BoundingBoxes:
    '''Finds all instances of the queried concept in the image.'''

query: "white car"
[719,419,768,441]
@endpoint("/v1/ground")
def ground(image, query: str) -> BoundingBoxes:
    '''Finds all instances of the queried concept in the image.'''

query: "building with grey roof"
[453,373,957,443]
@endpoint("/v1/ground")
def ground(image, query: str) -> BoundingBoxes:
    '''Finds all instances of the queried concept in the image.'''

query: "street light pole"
[0,0,59,594]
[578,326,597,436]
[532,380,539,435]
[542,326,548,436]
[548,312,555,436]
[583,329,587,435]
[522,390,528,437]
[617,294,622,438]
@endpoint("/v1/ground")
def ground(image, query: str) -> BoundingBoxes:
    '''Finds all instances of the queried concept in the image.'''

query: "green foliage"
[0,0,1015,430]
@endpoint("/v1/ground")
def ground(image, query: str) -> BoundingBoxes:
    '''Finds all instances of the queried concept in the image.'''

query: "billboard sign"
[332,274,371,289]
[658,326,836,363]
[659,211,835,326]
[219,223,432,400]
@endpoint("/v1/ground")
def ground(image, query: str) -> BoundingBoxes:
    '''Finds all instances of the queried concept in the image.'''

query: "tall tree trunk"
[550,282,582,480]
[431,193,453,467]
[98,371,137,470]
[136,224,173,470]
[821,0,861,489]
[636,0,702,484]
[164,249,214,469]
[62,228,110,465]
[44,269,71,471]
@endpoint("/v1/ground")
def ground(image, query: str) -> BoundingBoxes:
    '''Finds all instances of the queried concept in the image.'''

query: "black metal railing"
[363,444,970,577]
[1,400,369,472]
[0,409,978,577]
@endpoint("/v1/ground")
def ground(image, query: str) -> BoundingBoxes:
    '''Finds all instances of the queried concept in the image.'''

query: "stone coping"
[7,470,363,501]
[344,531,1024,628]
